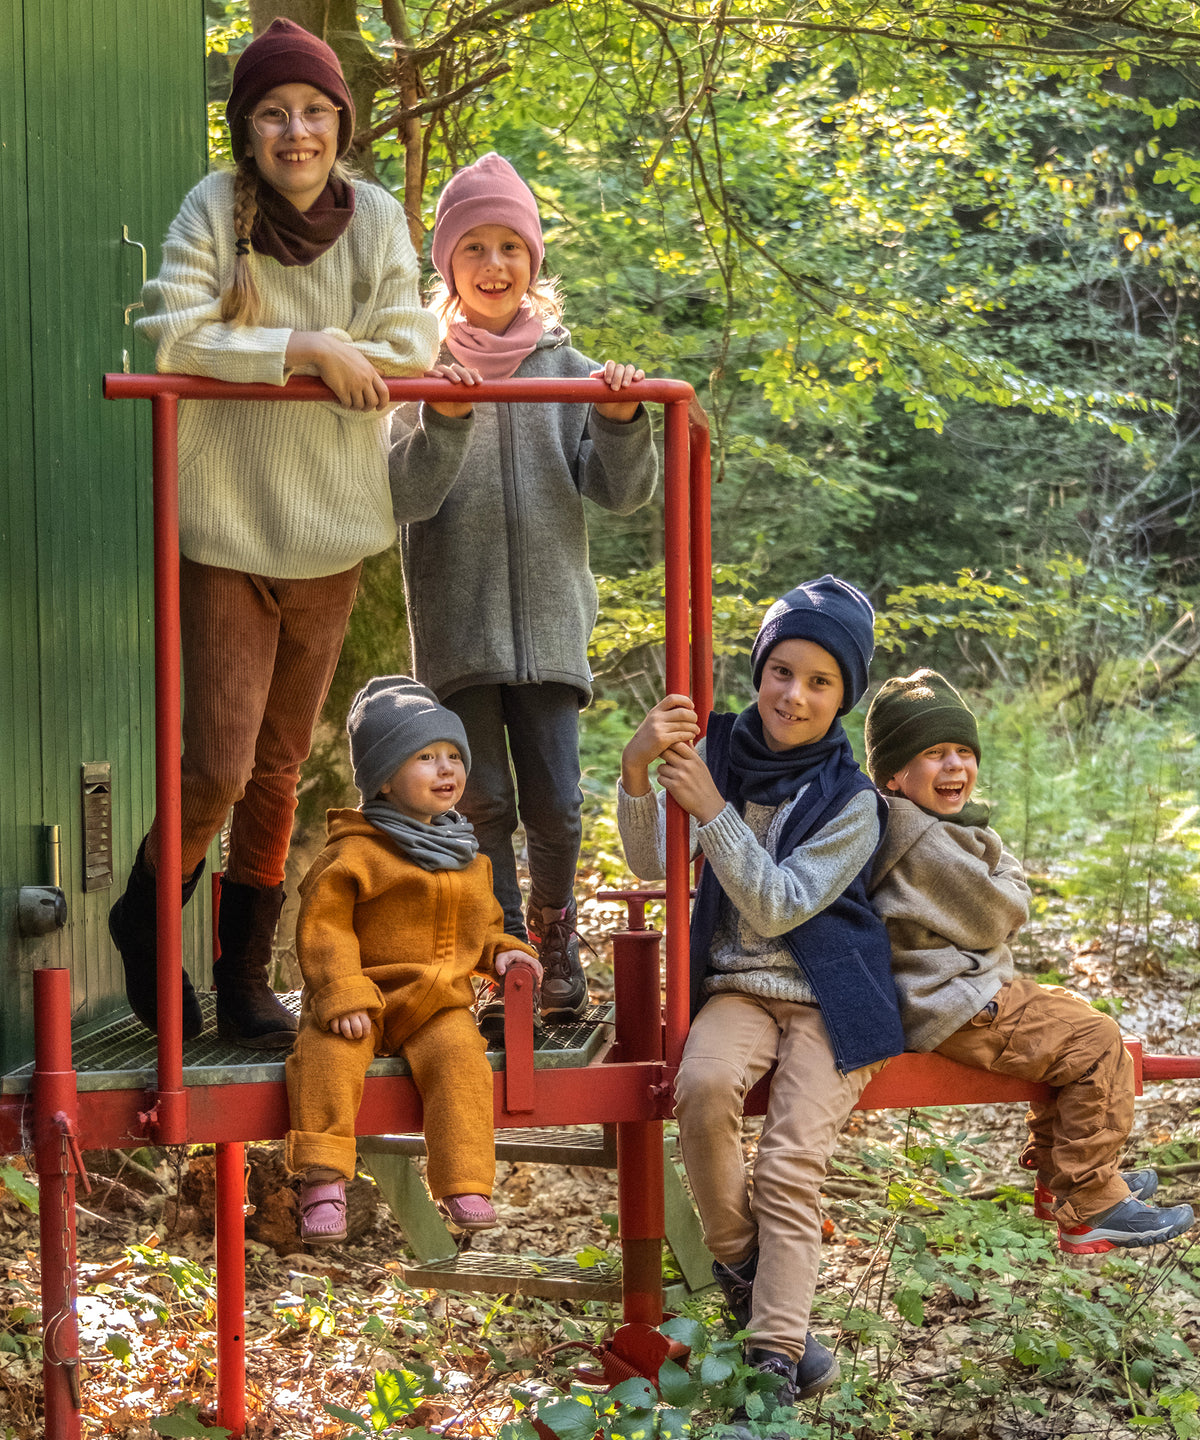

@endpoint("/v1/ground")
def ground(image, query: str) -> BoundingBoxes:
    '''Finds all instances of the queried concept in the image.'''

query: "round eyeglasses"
[248,102,341,139]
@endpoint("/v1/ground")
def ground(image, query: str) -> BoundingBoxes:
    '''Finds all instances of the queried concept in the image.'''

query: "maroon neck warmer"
[251,175,356,267]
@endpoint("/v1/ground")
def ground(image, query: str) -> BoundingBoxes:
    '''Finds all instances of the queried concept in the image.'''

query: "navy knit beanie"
[751,575,876,714]
[347,676,471,802]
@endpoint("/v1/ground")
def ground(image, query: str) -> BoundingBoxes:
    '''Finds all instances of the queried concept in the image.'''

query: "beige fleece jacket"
[869,795,1031,1052]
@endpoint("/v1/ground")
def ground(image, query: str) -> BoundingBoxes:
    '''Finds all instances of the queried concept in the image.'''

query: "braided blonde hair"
[219,154,357,327]
[220,157,265,326]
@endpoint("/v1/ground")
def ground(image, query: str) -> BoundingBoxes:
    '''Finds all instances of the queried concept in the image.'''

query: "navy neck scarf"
[727,705,857,808]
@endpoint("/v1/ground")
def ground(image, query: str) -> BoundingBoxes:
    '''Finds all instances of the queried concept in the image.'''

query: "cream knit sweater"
[137,171,440,578]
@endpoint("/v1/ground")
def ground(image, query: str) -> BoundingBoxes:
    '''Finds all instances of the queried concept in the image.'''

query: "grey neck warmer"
[360,800,479,872]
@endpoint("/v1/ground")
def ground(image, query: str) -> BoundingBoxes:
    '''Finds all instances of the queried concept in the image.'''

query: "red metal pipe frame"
[33,969,82,1440]
[689,419,713,730]
[152,392,187,1144]
[662,399,692,1074]
[215,1142,247,1435]
[614,925,667,1323]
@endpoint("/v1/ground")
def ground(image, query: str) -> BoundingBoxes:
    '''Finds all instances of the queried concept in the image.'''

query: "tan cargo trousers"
[935,975,1133,1226]
[674,993,881,1362]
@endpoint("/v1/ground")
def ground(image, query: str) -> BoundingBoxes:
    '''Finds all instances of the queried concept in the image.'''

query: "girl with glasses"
[109,19,439,1050]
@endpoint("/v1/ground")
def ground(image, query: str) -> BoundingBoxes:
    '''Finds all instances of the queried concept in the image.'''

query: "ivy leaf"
[537,1397,599,1440]
[656,1358,697,1407]
[150,1411,230,1439]
[607,1378,656,1408]
[660,1316,706,1352]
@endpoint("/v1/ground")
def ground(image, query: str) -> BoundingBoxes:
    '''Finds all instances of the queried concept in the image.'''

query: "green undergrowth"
[132,1108,1200,1440]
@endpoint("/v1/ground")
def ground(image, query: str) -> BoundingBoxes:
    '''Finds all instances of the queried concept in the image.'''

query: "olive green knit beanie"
[864,668,980,787]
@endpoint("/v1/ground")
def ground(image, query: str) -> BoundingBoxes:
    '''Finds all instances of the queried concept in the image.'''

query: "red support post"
[215,1142,247,1437]
[613,917,666,1324]
[662,399,692,1073]
[33,968,83,1440]
[501,963,538,1115]
[151,391,187,1144]
[689,418,713,731]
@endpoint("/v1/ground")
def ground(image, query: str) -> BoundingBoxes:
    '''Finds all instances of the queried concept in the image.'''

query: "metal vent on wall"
[81,762,113,891]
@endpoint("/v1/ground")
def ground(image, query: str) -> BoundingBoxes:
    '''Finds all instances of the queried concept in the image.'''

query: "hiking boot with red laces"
[528,901,588,1021]
[1029,1164,1158,1222]
[1057,1195,1194,1254]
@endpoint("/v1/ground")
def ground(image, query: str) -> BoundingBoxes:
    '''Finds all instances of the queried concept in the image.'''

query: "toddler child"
[865,668,1194,1252]
[389,153,658,1032]
[618,577,905,1424]
[285,676,540,1242]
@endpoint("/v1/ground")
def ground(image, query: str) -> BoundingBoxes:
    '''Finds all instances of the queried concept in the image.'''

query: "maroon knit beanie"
[226,18,355,159]
[431,153,545,292]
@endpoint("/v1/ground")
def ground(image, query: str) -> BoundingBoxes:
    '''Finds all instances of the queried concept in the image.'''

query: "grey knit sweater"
[388,329,657,702]
[869,795,1031,1052]
[617,739,880,1005]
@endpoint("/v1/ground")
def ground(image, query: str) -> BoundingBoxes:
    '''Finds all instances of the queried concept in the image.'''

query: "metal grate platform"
[400,1246,623,1301]
[1,996,615,1095]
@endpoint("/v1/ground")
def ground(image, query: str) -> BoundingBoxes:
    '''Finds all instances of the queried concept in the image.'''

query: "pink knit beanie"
[226,18,355,158]
[431,153,545,292]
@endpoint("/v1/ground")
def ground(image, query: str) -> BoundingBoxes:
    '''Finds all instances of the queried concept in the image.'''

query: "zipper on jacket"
[499,401,536,682]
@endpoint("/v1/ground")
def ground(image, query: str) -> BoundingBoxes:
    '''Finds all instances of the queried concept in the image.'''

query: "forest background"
[40,0,1199,1435]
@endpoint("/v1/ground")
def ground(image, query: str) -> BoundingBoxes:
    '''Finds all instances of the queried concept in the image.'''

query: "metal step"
[399,1247,622,1302]
[360,1126,618,1168]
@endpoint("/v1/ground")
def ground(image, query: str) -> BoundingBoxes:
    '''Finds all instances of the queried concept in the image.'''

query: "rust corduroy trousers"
[146,557,361,887]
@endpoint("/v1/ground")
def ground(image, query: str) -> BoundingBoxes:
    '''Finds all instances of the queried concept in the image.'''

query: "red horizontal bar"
[1142,1054,1200,1082]
[0,1062,669,1152]
[103,373,695,406]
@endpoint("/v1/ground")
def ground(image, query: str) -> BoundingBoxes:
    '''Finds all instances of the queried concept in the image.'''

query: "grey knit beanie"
[864,668,980,786]
[347,676,471,801]
[751,575,876,714]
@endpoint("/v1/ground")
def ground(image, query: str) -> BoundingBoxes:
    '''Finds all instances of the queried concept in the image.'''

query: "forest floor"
[1,874,1198,1440]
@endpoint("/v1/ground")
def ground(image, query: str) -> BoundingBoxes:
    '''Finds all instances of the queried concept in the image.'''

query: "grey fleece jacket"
[868,795,1031,1052]
[388,328,658,702]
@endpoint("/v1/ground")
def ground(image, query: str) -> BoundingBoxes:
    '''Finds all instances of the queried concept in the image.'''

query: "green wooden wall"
[1,0,209,1075]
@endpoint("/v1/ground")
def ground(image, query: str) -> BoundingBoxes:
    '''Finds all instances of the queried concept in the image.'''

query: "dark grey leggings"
[444,683,583,939]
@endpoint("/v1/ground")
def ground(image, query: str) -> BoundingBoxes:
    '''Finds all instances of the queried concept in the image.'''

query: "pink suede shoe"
[439,1193,498,1232]
[299,1177,347,1244]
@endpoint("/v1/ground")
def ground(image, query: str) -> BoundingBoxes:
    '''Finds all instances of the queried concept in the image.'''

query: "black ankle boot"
[109,837,205,1040]
[713,1249,758,1334]
[729,1349,799,1433]
[214,879,297,1050]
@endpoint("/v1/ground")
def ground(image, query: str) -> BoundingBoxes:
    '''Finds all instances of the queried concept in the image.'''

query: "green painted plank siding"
[0,0,42,1066]
[2,0,208,1074]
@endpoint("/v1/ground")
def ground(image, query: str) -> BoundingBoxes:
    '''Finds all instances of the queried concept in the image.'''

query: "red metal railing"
[102,372,708,1129]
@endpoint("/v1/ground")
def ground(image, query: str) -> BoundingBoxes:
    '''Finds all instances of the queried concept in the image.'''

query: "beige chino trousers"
[674,993,881,1361]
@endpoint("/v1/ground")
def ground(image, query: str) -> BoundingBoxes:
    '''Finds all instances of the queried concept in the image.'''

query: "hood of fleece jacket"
[324,808,384,844]
[869,794,943,888]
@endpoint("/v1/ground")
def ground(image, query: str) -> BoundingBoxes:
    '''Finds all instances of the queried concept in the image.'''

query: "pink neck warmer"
[443,300,545,380]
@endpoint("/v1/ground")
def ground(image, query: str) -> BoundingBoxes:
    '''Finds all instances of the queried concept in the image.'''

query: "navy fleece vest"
[689,712,905,1074]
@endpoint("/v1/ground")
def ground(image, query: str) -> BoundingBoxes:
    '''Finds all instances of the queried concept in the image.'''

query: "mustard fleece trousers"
[935,975,1133,1225]
[286,1003,495,1198]
[674,994,881,1363]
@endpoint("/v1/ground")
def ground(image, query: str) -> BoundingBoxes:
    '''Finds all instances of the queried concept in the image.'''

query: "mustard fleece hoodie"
[296,809,534,1051]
